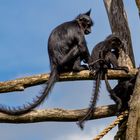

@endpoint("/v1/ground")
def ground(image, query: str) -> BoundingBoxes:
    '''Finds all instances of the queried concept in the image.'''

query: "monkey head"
[76,9,93,35]
[106,35,124,50]
[105,35,126,58]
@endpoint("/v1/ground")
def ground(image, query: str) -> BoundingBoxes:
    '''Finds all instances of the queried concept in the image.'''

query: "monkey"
[106,76,136,112]
[77,35,129,129]
[0,10,93,115]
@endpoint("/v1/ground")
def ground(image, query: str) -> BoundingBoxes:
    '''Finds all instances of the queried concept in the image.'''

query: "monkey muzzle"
[85,28,91,34]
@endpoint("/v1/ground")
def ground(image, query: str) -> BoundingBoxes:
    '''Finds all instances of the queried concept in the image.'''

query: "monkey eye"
[83,17,89,23]
[87,21,93,28]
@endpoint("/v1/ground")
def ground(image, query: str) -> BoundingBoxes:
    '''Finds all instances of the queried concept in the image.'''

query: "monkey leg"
[105,52,129,73]
[73,57,88,71]
[105,52,118,67]
[108,65,129,73]
[88,59,105,67]
[78,45,90,63]
[114,66,129,73]
[110,93,122,111]
[57,46,80,66]
[104,74,122,111]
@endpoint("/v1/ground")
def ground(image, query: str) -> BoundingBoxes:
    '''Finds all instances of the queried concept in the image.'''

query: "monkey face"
[111,37,122,46]
[106,35,126,53]
[80,15,93,34]
[76,9,93,35]
[106,35,123,48]
[84,21,93,34]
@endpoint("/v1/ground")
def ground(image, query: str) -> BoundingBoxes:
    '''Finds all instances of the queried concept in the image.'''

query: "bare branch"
[0,69,137,93]
[0,105,117,123]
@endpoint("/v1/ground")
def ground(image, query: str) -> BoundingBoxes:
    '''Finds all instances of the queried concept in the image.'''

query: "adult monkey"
[77,35,129,129]
[0,10,93,115]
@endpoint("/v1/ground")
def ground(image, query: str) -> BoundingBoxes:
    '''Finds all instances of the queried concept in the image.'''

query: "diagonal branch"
[0,104,117,123]
[0,69,137,93]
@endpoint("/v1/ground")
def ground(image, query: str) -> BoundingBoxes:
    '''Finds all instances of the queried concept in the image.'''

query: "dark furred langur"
[77,35,129,129]
[0,10,93,115]
[106,77,136,112]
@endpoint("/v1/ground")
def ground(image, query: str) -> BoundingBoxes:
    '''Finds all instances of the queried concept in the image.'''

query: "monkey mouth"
[85,30,91,34]
[85,29,91,35]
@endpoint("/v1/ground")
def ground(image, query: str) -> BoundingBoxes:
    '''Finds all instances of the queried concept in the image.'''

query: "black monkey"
[0,10,93,115]
[106,77,136,112]
[77,35,129,129]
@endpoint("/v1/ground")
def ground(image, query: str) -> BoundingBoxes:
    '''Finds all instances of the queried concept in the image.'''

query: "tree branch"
[0,69,137,93]
[0,104,117,123]
[0,0,137,126]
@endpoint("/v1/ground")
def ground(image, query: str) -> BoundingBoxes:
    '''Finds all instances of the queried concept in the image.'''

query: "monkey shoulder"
[50,21,83,39]
[91,42,104,57]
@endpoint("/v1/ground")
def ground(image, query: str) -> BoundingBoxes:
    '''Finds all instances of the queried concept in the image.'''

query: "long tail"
[104,74,113,93]
[0,68,58,115]
[77,71,102,129]
[104,74,122,111]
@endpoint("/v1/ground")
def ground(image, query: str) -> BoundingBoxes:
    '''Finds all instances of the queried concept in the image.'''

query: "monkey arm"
[105,52,129,73]
[78,40,90,63]
[57,46,80,66]
[72,57,89,71]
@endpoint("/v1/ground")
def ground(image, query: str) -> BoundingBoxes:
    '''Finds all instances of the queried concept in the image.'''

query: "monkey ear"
[85,9,91,16]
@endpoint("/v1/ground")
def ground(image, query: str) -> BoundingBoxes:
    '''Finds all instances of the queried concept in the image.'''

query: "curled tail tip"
[76,121,84,130]
[0,69,58,116]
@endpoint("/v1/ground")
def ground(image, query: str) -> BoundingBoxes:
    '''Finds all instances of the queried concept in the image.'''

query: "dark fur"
[77,35,129,129]
[0,10,93,115]
[108,77,135,112]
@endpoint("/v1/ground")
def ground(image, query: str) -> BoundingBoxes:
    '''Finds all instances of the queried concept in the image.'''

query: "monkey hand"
[121,66,129,73]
